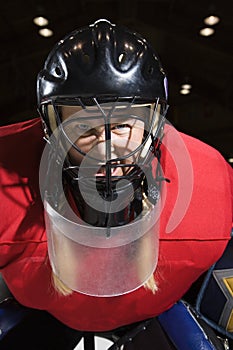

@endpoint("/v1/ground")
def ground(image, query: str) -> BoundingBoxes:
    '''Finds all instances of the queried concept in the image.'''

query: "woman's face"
[61,105,146,177]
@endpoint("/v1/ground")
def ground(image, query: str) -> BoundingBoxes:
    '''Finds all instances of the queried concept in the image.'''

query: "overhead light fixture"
[39,28,54,37]
[180,80,192,95]
[199,27,215,37]
[181,83,192,90]
[33,16,49,27]
[204,15,220,26]
[228,157,233,164]
[180,88,191,95]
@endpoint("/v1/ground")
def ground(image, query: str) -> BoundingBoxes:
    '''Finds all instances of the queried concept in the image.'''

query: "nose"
[96,126,106,141]
[93,127,117,160]
[97,126,105,141]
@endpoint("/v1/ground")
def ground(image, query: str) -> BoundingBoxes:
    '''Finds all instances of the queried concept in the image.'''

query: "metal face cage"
[40,96,167,195]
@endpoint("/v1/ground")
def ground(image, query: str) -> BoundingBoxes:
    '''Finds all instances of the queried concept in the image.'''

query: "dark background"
[0,0,232,162]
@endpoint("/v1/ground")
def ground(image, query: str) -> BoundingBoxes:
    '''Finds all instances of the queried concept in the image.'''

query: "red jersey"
[0,118,232,331]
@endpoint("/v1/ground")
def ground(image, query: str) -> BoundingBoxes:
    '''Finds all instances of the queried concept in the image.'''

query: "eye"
[112,124,130,130]
[77,123,90,131]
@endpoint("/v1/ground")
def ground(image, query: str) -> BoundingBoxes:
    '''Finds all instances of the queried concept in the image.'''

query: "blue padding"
[158,301,215,350]
[0,300,28,340]
[196,233,233,339]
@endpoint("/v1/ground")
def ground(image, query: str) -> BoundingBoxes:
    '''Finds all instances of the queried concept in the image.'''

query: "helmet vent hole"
[148,66,154,75]
[54,66,62,77]
[83,54,90,64]
[118,53,126,64]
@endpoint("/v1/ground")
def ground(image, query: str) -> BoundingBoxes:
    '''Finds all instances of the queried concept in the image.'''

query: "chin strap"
[64,171,144,229]
[143,136,170,205]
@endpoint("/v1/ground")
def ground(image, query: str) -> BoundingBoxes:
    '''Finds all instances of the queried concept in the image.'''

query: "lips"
[96,162,122,177]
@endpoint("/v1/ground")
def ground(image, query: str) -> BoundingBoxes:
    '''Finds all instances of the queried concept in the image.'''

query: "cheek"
[68,135,98,165]
[128,128,144,151]
[125,130,144,164]
[74,135,97,153]
[68,148,83,165]
[111,130,144,158]
[132,128,144,141]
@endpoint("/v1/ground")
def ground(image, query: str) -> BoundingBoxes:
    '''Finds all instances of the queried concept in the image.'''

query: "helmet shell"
[37,19,167,105]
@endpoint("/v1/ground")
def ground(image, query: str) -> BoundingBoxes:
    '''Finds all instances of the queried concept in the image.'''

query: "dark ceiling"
[0,0,232,161]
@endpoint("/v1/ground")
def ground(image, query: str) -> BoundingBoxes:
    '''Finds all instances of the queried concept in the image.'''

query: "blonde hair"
[52,272,157,296]
[52,272,73,296]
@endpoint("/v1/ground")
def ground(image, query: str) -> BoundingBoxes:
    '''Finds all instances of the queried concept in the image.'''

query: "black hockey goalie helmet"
[37,19,167,109]
[38,19,168,228]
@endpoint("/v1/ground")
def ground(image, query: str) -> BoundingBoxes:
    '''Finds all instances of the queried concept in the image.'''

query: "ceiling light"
[228,157,233,164]
[199,27,215,37]
[204,15,220,26]
[39,28,53,37]
[181,83,192,90]
[33,16,49,27]
[180,88,190,95]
